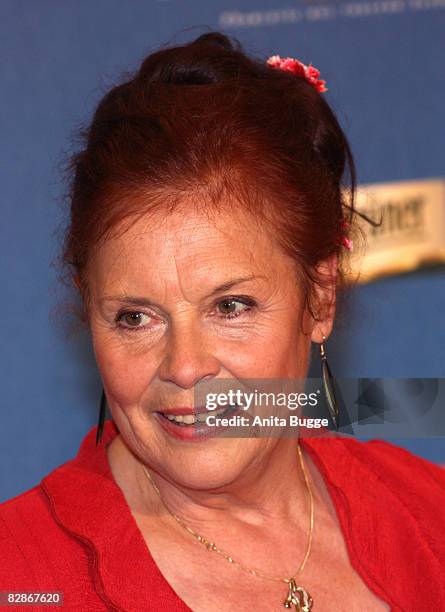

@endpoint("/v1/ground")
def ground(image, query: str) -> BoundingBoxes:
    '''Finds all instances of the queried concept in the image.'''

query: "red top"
[1,419,444,611]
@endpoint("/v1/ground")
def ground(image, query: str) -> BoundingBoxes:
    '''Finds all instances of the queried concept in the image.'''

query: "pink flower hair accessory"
[266,54,328,93]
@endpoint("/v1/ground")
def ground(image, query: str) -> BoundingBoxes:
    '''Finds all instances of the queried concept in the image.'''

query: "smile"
[157,404,239,426]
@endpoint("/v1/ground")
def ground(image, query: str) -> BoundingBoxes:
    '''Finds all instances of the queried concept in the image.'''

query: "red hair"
[61,31,371,325]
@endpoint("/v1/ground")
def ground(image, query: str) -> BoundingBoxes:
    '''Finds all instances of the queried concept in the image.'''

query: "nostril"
[156,350,221,389]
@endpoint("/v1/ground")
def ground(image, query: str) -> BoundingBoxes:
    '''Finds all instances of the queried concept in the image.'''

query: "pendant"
[283,578,313,611]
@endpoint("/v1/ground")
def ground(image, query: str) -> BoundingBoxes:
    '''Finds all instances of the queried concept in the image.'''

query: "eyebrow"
[208,274,263,297]
[100,275,263,305]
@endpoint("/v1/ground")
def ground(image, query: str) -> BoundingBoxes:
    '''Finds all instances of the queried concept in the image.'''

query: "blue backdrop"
[1,0,444,503]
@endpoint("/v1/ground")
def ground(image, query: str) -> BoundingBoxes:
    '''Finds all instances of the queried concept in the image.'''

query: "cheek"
[218,316,308,378]
[92,333,158,407]
[256,334,309,378]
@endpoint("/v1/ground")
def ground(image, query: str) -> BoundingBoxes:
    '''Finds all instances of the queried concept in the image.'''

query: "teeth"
[161,405,236,425]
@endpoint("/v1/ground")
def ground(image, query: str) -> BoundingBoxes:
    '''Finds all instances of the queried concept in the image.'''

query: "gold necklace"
[141,443,314,611]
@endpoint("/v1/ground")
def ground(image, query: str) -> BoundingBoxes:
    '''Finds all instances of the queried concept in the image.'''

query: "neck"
[108,435,316,533]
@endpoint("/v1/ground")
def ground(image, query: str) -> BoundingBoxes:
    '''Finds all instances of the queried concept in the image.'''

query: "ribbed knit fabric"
[1,419,444,611]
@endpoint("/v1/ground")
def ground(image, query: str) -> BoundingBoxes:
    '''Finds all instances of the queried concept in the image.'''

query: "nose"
[157,319,221,389]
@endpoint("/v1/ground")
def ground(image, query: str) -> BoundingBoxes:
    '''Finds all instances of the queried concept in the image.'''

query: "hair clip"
[266,55,327,93]
[339,219,353,251]
[342,236,353,251]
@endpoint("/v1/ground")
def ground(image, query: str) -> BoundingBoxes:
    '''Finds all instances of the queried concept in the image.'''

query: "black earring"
[96,388,107,446]
[319,335,340,430]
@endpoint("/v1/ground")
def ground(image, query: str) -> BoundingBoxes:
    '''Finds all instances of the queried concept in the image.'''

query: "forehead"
[87,201,296,297]
[122,205,261,253]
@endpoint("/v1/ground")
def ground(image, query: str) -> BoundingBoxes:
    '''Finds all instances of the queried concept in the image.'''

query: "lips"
[157,405,238,426]
[159,405,233,424]
[153,403,240,440]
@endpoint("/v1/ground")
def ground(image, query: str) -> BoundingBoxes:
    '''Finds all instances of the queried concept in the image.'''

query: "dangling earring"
[319,334,340,430]
[96,388,107,446]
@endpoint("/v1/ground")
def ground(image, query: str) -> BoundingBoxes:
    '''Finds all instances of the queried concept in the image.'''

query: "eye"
[216,297,255,320]
[115,311,153,331]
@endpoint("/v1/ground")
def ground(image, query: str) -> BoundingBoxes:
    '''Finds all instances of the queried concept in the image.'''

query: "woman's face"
[87,200,334,489]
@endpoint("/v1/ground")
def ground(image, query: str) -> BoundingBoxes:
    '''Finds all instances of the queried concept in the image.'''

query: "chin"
[150,437,261,491]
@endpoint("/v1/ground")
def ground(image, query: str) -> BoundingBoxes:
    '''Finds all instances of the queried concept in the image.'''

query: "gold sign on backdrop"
[346,178,445,283]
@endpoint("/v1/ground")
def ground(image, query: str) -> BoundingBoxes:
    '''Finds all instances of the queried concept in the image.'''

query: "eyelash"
[214,296,256,320]
[115,296,256,332]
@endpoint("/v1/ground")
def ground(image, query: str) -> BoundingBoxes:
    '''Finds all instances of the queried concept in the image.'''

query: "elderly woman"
[1,31,444,612]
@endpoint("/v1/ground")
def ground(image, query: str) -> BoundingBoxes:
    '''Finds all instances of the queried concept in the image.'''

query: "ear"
[309,253,338,343]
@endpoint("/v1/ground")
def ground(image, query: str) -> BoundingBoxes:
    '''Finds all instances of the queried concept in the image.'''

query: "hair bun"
[190,31,238,53]
[136,31,251,86]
